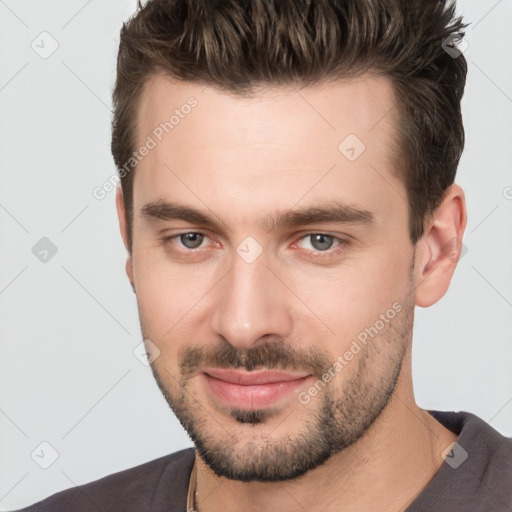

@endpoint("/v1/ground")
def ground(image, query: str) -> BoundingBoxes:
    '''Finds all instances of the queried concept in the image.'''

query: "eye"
[159,231,349,258]
[300,234,336,251]
[295,233,348,255]
[162,232,209,250]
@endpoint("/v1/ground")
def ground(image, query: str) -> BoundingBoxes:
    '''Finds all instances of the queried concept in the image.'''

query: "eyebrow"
[141,199,376,232]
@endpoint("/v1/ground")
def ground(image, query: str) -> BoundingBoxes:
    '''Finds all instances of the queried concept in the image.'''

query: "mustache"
[179,340,332,377]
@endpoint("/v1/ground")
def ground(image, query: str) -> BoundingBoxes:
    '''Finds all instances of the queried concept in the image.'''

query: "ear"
[115,185,135,291]
[414,183,467,308]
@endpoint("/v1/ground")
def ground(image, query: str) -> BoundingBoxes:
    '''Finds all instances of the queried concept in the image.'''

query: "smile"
[202,368,313,409]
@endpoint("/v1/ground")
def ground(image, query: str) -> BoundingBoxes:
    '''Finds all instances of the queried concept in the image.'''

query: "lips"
[202,368,312,410]
[203,368,310,385]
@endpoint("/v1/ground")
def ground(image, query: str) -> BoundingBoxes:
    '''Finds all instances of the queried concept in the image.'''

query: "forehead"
[138,72,398,145]
[132,73,405,230]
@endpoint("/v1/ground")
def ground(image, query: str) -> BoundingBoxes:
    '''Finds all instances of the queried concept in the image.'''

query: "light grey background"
[0,0,511,509]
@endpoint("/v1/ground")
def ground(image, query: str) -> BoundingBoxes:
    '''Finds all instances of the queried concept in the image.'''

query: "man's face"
[123,74,418,481]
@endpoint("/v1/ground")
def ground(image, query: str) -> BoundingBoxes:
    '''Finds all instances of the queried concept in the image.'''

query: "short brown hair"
[111,0,468,252]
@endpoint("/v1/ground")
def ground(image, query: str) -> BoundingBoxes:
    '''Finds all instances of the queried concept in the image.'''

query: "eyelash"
[159,232,350,259]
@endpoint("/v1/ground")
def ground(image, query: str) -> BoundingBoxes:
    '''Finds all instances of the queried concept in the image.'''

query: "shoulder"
[430,409,512,462]
[453,410,512,502]
[410,410,512,510]
[9,447,195,512]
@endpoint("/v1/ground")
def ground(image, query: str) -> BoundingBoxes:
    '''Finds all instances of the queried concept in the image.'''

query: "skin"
[116,73,467,512]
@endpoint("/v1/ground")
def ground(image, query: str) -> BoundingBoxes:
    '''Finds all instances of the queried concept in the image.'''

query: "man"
[11,0,512,511]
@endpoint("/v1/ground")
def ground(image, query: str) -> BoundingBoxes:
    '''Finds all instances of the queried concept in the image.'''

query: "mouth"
[202,368,313,410]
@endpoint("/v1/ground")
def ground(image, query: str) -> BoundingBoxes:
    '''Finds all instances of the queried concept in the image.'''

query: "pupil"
[312,234,333,251]
[181,233,203,249]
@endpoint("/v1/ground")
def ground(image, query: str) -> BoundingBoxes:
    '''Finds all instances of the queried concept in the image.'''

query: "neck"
[193,358,457,512]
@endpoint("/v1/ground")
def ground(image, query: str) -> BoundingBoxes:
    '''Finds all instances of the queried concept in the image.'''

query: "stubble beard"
[144,292,413,483]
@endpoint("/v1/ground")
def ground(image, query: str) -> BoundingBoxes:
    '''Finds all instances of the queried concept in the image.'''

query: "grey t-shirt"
[9,410,512,511]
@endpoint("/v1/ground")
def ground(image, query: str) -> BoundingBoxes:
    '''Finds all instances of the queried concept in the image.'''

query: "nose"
[209,249,293,350]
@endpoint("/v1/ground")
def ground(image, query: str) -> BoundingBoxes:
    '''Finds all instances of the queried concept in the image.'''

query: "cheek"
[132,247,218,333]
[283,249,409,342]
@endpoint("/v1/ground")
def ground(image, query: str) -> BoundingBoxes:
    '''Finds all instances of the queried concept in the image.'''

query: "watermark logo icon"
[31,441,59,469]
[31,32,59,59]
[236,236,263,264]
[338,133,366,162]
[442,33,468,58]
[441,237,468,263]
[133,339,161,366]
[442,442,468,469]
[32,237,58,263]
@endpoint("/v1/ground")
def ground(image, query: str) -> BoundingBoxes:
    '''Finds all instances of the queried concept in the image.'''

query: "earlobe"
[115,186,135,291]
[414,184,467,308]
